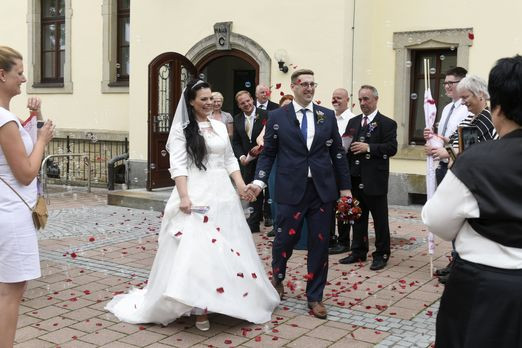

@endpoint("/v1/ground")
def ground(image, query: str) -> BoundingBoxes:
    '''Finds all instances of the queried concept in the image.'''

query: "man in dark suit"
[232,90,268,233]
[339,85,397,271]
[247,69,352,319]
[255,84,279,111]
[255,84,279,229]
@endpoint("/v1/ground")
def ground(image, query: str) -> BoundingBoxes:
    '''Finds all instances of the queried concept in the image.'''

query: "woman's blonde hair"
[0,46,23,72]
[212,91,224,101]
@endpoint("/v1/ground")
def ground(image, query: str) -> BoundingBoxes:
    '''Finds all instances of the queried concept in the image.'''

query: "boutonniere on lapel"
[316,110,326,124]
[368,122,378,133]
[254,112,261,123]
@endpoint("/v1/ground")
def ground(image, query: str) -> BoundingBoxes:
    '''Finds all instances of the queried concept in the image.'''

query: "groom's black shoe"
[271,279,284,299]
[339,254,366,264]
[249,224,260,233]
[267,228,276,237]
[264,218,273,227]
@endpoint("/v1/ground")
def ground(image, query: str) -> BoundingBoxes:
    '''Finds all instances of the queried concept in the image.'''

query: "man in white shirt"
[424,67,469,184]
[329,88,355,255]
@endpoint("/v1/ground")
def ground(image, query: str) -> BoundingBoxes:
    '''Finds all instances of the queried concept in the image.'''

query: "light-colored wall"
[4,0,522,175]
[3,0,129,134]
[128,0,353,159]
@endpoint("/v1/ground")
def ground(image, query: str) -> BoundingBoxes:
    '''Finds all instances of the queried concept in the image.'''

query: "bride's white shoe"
[195,319,210,331]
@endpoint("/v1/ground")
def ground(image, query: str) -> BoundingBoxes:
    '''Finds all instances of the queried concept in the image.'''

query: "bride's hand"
[179,196,192,214]
[237,184,254,202]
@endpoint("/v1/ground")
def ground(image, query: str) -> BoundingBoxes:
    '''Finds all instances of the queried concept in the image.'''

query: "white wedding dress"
[106,120,279,325]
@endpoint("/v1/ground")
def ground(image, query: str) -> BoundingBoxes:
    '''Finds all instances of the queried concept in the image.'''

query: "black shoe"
[339,254,366,264]
[329,245,350,255]
[264,218,273,227]
[370,257,388,271]
[267,229,275,237]
[434,261,454,276]
[249,225,260,233]
[438,273,450,284]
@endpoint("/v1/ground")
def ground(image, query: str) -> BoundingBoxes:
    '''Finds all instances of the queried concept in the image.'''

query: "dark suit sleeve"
[327,110,352,190]
[254,111,278,184]
[231,115,244,159]
[369,117,398,158]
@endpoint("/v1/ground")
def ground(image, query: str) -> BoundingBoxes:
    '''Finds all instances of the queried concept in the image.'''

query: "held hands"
[237,183,256,202]
[244,183,262,202]
[350,142,369,155]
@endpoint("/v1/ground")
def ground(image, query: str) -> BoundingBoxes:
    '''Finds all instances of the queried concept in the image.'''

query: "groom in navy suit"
[247,69,352,319]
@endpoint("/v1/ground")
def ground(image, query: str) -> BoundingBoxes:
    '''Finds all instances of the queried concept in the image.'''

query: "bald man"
[329,88,355,254]
[255,84,279,111]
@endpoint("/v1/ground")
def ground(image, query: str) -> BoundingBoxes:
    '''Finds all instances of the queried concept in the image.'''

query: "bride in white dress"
[106,80,280,330]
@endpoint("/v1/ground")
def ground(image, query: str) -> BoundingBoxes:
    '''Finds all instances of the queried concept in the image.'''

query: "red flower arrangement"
[336,196,362,224]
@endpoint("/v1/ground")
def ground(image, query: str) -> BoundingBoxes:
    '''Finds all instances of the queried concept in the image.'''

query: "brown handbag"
[0,176,48,230]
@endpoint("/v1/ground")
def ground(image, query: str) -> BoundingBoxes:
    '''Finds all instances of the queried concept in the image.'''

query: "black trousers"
[435,161,448,185]
[272,179,333,302]
[436,256,522,348]
[350,177,390,258]
[263,186,272,220]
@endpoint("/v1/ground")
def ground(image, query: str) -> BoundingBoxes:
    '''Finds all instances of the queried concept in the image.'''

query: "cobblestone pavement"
[14,186,449,347]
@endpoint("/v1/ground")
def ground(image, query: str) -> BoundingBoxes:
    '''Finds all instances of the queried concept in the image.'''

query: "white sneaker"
[195,319,210,331]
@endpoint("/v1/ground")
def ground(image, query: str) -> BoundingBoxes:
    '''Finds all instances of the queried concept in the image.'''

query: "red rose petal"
[203,215,209,223]
[224,339,232,344]
[251,273,257,279]
[83,290,91,295]
[288,228,296,236]
[304,272,314,281]
[237,272,244,278]
[293,212,301,220]
[280,91,284,96]
[255,336,262,342]
[211,238,217,243]
[70,252,77,259]
[174,231,182,237]
[216,287,224,294]
[318,233,324,241]
[243,292,248,297]
[315,100,321,104]
[88,237,95,242]
[275,83,282,89]
[468,32,474,40]
[282,251,287,258]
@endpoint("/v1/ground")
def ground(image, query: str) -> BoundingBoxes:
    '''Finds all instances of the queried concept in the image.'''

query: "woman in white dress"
[106,80,279,331]
[0,46,54,347]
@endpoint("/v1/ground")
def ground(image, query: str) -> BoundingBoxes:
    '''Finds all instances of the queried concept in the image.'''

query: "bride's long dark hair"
[183,79,211,171]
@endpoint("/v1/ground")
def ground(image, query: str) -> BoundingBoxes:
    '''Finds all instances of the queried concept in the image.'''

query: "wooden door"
[147,52,196,190]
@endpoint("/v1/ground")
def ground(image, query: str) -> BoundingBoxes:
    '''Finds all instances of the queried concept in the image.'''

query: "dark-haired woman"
[106,80,279,331]
[423,55,522,347]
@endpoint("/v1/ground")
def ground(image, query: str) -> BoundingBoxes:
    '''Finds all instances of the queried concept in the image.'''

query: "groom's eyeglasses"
[298,82,318,89]
[443,80,460,86]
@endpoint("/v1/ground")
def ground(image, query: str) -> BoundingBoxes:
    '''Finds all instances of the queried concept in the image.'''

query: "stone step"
[107,187,172,212]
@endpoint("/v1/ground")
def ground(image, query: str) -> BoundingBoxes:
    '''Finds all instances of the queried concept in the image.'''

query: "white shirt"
[422,170,522,269]
[336,108,355,137]
[437,99,470,138]
[256,101,268,110]
[244,107,257,140]
[361,109,378,126]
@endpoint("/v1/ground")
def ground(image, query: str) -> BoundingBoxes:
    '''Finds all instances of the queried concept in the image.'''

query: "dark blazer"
[256,100,279,112]
[254,103,351,205]
[345,112,397,196]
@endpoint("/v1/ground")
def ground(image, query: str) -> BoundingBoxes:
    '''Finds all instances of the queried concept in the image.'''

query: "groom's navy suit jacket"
[254,103,351,205]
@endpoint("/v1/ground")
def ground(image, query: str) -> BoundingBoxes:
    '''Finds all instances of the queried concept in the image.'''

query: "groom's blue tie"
[300,109,308,143]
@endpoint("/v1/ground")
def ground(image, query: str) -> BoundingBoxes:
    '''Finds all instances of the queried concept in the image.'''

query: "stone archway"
[185,32,272,86]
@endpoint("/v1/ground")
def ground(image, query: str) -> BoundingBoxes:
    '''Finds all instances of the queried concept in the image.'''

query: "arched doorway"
[196,49,259,115]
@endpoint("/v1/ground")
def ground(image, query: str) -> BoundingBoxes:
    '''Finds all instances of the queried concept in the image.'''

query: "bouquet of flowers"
[336,196,362,224]
[245,145,264,163]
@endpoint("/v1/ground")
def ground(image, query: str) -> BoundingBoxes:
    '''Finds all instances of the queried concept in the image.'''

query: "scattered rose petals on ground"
[88,237,95,242]
[70,252,77,259]
[224,339,232,344]
[255,336,262,342]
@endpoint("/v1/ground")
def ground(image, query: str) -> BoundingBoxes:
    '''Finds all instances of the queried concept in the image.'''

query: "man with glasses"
[247,69,352,319]
[424,67,469,283]
[424,67,469,184]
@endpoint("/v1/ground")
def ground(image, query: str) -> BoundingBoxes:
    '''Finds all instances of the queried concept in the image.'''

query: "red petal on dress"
[243,292,248,297]
[216,287,225,294]
[237,272,244,278]
[288,228,296,236]
[203,215,209,223]
[211,238,217,243]
[216,227,221,232]
[174,231,182,237]
[251,273,257,279]
[276,83,282,89]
